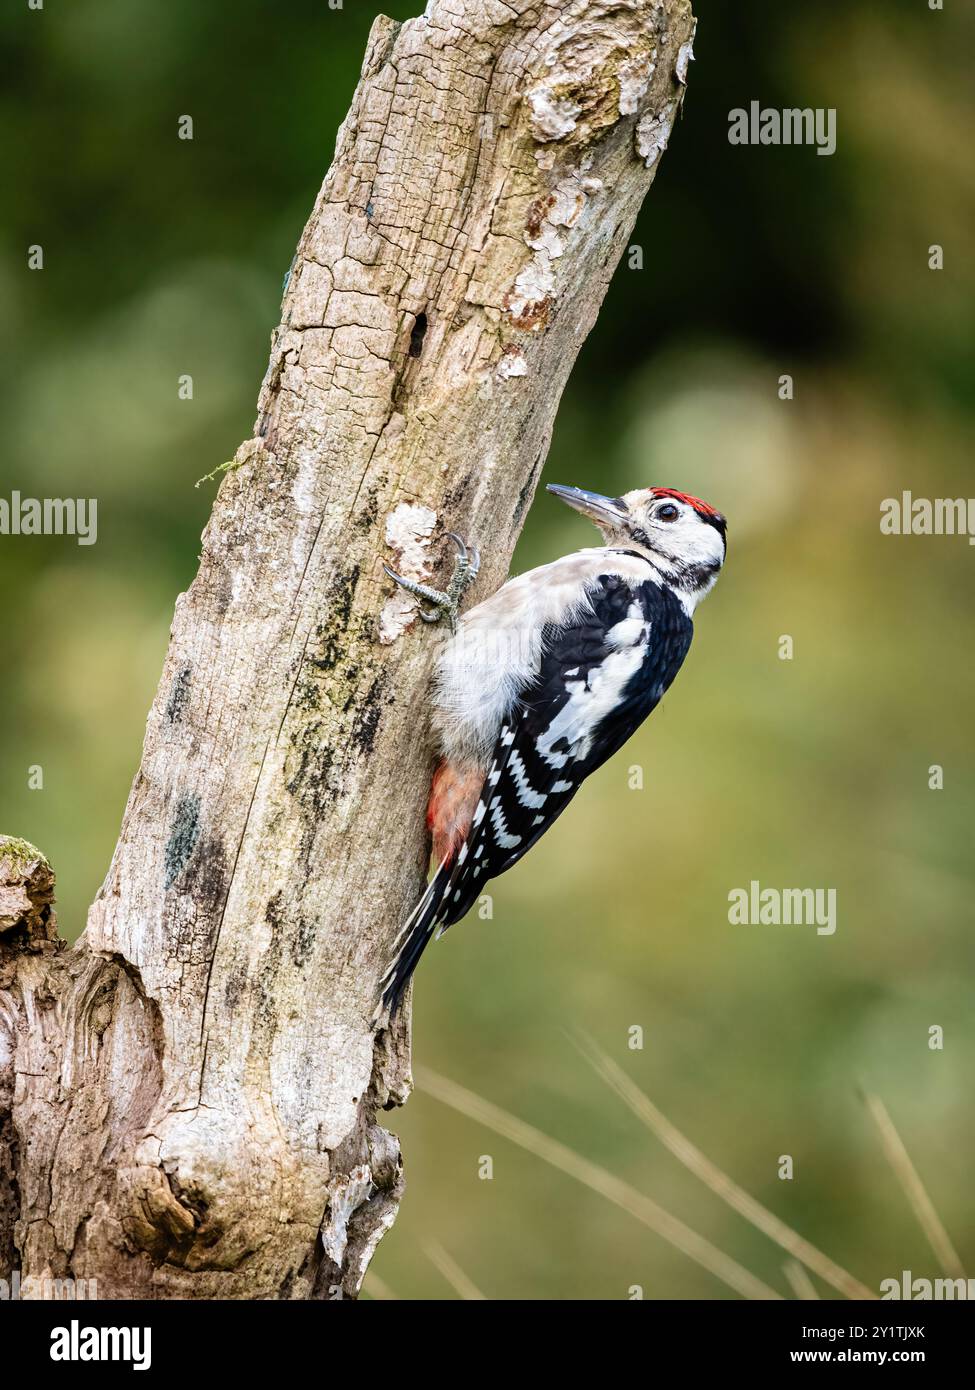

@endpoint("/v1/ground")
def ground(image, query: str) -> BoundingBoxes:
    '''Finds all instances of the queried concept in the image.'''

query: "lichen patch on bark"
[378,502,439,643]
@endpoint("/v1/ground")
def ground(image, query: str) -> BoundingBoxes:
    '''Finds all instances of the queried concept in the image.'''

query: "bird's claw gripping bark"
[383,531,480,632]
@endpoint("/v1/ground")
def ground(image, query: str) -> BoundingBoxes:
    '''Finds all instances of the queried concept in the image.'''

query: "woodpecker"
[378,483,727,1017]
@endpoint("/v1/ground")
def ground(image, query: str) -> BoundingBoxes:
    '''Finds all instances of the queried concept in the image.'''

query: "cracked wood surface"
[0,0,695,1298]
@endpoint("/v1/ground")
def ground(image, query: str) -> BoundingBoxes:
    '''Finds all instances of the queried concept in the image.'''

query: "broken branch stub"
[1,0,695,1298]
[0,838,57,943]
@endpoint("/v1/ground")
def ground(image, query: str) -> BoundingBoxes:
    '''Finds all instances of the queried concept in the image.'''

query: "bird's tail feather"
[377,858,453,1018]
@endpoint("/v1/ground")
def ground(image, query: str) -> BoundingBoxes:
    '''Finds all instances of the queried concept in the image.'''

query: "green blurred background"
[2,0,972,1299]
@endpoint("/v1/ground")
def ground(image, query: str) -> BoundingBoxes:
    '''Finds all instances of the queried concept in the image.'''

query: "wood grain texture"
[0,0,695,1299]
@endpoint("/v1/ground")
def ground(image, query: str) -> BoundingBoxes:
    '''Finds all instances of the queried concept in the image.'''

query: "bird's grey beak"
[546,484,627,528]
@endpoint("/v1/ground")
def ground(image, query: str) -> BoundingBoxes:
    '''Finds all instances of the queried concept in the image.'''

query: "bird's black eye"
[656,503,680,522]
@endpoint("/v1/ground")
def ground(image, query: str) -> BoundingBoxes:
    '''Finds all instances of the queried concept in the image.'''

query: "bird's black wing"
[437,573,694,929]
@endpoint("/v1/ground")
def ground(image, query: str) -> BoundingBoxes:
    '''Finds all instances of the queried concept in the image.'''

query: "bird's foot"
[384,532,480,633]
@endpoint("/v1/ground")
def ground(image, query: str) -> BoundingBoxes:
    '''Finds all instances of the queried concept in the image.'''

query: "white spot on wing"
[490,803,522,850]
[509,748,547,809]
[606,603,650,650]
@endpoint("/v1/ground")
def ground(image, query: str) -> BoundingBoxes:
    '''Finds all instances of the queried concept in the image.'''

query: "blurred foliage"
[1,0,972,1300]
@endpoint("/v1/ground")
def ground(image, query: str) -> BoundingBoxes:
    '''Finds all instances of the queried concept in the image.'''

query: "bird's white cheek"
[677,524,723,566]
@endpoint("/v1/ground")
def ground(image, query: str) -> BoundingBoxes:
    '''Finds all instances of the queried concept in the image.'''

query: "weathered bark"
[0,0,695,1298]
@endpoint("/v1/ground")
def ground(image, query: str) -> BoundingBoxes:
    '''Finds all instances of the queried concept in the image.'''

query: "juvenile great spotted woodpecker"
[378,483,727,1016]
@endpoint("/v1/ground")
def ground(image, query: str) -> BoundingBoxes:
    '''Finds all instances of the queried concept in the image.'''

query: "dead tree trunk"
[0,0,695,1299]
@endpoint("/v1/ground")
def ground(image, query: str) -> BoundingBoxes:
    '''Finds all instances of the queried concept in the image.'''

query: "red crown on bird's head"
[649,487,723,520]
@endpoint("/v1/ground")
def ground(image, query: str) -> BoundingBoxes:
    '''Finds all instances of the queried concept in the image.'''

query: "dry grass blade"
[426,1240,487,1300]
[417,1065,782,1301]
[784,1260,820,1300]
[862,1092,966,1280]
[574,1033,876,1301]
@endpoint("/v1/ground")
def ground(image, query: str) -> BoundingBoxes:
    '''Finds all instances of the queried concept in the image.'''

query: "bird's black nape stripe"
[700,510,727,539]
